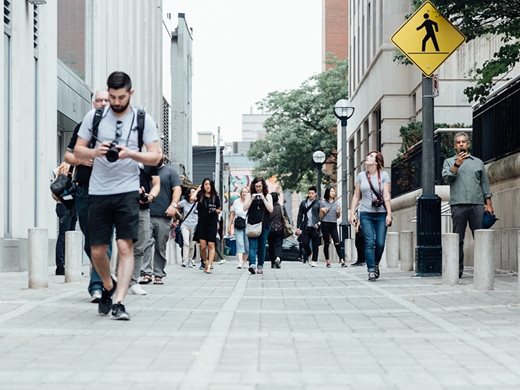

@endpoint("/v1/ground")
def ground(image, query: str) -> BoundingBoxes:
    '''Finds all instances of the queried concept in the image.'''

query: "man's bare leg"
[91,244,114,290]
[113,239,134,303]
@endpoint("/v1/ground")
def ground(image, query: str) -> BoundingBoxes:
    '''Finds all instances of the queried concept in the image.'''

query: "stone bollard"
[385,232,399,268]
[442,233,459,285]
[28,228,48,288]
[518,230,520,293]
[344,238,353,262]
[65,231,83,283]
[399,231,414,272]
[474,229,495,291]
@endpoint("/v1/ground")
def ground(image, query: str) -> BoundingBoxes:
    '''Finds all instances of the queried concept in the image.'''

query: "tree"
[248,58,349,191]
[411,0,520,103]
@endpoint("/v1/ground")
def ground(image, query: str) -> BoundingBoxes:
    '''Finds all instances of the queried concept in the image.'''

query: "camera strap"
[90,107,146,151]
[366,171,386,209]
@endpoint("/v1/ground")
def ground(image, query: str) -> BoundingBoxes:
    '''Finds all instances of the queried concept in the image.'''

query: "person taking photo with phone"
[442,132,494,278]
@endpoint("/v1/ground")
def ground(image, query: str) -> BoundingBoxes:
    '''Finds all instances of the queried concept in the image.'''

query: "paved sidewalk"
[0,260,520,390]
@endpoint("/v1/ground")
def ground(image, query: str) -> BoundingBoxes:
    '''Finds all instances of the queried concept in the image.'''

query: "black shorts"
[196,220,218,243]
[88,191,139,245]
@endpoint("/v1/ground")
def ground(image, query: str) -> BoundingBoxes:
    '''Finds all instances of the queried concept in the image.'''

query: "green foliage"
[248,58,349,191]
[398,1,520,103]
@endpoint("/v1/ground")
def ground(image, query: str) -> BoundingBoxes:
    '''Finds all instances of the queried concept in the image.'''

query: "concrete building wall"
[84,0,163,124]
[171,13,193,180]
[242,113,270,142]
[1,1,58,269]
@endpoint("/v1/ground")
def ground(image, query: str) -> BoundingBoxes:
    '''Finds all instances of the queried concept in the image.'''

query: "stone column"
[28,228,48,289]
[65,231,83,283]
[400,231,414,272]
[385,232,399,268]
[474,229,495,291]
[442,233,459,285]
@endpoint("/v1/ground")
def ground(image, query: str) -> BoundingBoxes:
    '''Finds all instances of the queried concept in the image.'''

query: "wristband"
[454,162,460,168]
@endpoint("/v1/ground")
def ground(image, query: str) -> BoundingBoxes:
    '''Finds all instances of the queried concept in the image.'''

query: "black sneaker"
[248,265,256,274]
[351,261,365,267]
[111,302,130,321]
[375,266,380,279]
[98,278,117,315]
[368,272,377,281]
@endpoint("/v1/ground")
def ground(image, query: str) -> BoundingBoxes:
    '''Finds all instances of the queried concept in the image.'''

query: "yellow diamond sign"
[391,1,466,76]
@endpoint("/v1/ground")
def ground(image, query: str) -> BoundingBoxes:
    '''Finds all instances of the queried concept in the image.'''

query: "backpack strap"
[136,109,146,151]
[90,108,104,148]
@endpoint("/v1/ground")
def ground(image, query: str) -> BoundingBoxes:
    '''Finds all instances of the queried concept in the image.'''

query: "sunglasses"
[115,120,123,142]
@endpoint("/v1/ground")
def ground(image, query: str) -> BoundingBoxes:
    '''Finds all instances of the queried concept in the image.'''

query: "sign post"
[391,1,466,276]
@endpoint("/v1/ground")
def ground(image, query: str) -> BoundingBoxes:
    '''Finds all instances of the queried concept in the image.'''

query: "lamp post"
[312,150,326,198]
[333,99,355,257]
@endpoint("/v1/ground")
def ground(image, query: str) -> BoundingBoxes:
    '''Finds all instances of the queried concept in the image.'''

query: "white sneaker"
[181,260,187,267]
[188,260,195,268]
[128,284,147,295]
[237,261,242,269]
[310,261,317,267]
[218,259,227,265]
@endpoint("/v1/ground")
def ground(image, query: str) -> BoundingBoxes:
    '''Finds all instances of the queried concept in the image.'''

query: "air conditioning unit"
[27,0,47,5]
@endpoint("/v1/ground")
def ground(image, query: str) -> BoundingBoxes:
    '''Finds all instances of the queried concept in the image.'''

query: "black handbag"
[50,165,76,209]
[234,216,246,230]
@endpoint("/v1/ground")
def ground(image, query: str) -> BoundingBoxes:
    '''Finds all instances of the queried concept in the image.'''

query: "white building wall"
[84,0,163,123]
[1,1,58,266]
[171,14,193,179]
[341,0,518,208]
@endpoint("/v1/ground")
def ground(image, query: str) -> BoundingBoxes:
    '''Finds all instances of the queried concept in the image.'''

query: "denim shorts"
[234,228,249,254]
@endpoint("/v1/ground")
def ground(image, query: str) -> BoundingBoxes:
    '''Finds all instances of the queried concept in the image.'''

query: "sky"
[169,0,323,143]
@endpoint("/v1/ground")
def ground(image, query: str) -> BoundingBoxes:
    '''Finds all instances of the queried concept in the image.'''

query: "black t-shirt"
[139,165,159,210]
[197,195,221,226]
[67,122,92,187]
[248,197,269,226]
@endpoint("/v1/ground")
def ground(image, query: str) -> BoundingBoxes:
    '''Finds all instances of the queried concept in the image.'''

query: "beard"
[111,100,130,113]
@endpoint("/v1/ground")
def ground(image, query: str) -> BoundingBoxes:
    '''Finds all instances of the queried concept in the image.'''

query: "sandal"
[139,275,153,284]
[153,276,164,285]
[204,268,212,274]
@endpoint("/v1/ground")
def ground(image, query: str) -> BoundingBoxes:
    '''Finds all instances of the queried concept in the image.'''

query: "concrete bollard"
[65,231,83,283]
[400,231,414,272]
[385,232,399,268]
[442,233,459,285]
[28,228,48,288]
[344,238,353,262]
[474,229,495,291]
[518,230,520,293]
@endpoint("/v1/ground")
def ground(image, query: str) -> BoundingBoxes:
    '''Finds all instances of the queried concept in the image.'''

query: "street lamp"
[312,150,326,198]
[333,98,355,257]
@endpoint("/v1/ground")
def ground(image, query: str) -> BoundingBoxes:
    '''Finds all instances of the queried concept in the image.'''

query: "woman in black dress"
[194,178,221,274]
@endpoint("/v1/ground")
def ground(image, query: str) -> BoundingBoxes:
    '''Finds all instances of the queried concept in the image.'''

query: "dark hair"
[367,150,385,169]
[250,177,268,196]
[308,185,317,193]
[271,192,279,203]
[197,178,218,201]
[107,71,132,91]
[323,186,336,201]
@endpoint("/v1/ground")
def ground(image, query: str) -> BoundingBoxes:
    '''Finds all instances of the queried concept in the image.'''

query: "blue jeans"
[248,225,270,268]
[359,212,388,272]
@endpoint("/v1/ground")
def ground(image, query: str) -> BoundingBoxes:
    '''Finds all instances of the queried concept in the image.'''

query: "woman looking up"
[349,151,392,281]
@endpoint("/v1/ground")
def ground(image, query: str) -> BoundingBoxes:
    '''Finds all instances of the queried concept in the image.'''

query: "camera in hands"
[105,141,121,162]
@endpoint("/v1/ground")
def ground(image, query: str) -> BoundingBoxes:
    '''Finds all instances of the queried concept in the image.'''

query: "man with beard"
[74,71,162,320]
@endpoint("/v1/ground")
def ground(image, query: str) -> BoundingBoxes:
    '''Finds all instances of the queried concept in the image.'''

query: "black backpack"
[90,108,146,151]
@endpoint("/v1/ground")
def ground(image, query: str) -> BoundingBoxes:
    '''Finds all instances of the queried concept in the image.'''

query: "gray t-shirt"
[356,170,390,213]
[320,199,339,223]
[178,199,198,229]
[78,106,159,195]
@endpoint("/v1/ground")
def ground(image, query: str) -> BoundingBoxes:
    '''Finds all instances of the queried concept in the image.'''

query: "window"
[3,0,11,33]
[33,5,39,52]
[4,31,11,234]
[375,106,382,151]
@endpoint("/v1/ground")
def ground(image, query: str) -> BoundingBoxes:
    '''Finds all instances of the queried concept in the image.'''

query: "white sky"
[169,0,323,143]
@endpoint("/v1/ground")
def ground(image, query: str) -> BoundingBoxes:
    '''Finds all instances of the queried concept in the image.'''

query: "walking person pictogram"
[417,13,439,52]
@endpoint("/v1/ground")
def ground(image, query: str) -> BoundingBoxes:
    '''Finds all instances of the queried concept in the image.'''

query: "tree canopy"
[248,58,348,191]
[413,0,520,103]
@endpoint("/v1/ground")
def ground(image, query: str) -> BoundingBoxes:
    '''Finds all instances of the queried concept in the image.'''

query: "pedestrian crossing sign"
[391,1,466,77]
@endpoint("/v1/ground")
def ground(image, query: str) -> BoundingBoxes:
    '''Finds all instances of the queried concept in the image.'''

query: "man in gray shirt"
[75,71,161,320]
[442,132,494,278]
